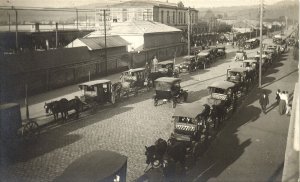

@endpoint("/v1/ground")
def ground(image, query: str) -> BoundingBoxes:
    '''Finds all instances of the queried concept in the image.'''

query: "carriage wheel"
[151,160,163,168]
[22,120,40,142]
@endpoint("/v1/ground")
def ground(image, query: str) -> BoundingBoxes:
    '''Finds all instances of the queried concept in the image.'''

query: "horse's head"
[145,145,156,165]
[44,102,52,114]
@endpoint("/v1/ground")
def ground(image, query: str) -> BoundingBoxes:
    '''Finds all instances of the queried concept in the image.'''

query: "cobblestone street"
[1,46,243,181]
[1,43,298,182]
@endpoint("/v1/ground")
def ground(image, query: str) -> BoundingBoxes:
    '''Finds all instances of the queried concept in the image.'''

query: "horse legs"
[54,113,57,121]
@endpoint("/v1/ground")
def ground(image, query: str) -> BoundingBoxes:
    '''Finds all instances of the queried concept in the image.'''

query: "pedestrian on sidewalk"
[152,56,158,72]
[275,89,281,104]
[278,91,286,115]
[259,91,269,114]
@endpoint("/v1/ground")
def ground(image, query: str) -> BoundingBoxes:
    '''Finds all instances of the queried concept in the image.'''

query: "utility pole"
[104,9,108,75]
[55,23,58,48]
[7,12,10,32]
[187,7,191,56]
[76,8,78,30]
[259,0,263,87]
[15,8,18,52]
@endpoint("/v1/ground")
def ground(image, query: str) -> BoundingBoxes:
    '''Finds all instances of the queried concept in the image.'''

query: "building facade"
[97,0,198,31]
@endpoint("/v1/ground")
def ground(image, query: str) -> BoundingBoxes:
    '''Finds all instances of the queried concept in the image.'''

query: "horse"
[209,104,225,128]
[44,99,68,121]
[145,138,187,173]
[61,97,82,119]
[44,97,82,121]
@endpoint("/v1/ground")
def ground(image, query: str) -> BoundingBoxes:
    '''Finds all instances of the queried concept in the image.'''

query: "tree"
[177,1,184,8]
[217,14,223,19]
[224,13,228,18]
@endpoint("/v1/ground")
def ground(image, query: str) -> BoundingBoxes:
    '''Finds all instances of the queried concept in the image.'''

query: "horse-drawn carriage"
[207,81,238,125]
[144,102,211,172]
[244,38,259,49]
[227,67,251,93]
[242,59,259,82]
[197,51,211,68]
[216,46,226,58]
[254,54,270,72]
[148,60,178,84]
[157,60,175,77]
[153,77,188,108]
[79,79,116,105]
[235,50,247,61]
[118,68,151,97]
[179,55,198,73]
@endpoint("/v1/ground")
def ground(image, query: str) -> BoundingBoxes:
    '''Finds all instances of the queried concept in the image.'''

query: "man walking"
[259,91,269,114]
[152,56,158,72]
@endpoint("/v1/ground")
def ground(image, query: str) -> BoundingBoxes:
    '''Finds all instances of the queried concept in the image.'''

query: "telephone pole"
[187,7,191,56]
[259,0,263,87]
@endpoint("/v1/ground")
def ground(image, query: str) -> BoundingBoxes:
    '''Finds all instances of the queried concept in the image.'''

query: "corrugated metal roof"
[110,20,181,35]
[79,35,129,50]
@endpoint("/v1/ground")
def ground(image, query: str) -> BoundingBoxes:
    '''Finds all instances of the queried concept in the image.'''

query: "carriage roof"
[245,38,257,43]
[197,51,210,56]
[154,77,181,83]
[157,60,174,65]
[79,79,111,87]
[123,68,145,73]
[229,67,248,73]
[173,102,206,118]
[243,59,258,63]
[255,54,268,58]
[183,55,196,59]
[208,80,236,90]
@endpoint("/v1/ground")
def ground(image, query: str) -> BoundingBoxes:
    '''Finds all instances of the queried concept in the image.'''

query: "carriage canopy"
[197,51,210,57]
[154,77,181,91]
[157,60,174,66]
[79,80,111,89]
[229,67,248,73]
[173,102,206,119]
[208,80,236,90]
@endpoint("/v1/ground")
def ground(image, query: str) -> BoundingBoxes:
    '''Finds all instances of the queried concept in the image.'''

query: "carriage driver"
[171,82,181,96]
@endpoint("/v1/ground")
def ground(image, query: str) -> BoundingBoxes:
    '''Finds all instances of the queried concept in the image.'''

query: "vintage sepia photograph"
[0,0,299,181]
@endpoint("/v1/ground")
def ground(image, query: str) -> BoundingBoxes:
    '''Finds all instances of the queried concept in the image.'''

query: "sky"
[0,0,287,8]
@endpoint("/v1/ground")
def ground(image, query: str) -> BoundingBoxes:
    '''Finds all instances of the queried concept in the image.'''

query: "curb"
[282,82,299,182]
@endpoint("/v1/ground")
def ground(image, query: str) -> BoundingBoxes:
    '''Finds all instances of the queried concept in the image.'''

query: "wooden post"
[259,0,263,87]
[89,71,91,81]
[25,84,29,120]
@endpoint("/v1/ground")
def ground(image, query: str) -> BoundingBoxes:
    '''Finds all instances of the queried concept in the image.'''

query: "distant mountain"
[198,0,299,22]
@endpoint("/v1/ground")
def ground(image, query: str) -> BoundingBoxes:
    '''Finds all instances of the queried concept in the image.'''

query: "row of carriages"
[78,46,227,111]
[144,38,287,176]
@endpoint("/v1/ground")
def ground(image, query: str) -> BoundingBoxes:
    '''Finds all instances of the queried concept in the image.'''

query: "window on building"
[173,11,175,24]
[161,10,164,23]
[167,11,170,24]
[178,12,181,24]
[122,9,127,22]
[184,12,186,24]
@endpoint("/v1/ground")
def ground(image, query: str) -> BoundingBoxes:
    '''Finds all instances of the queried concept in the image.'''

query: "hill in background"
[0,0,298,25]
[198,0,299,22]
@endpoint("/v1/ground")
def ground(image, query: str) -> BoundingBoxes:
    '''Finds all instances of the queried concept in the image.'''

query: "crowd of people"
[259,89,291,115]
[276,89,291,115]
